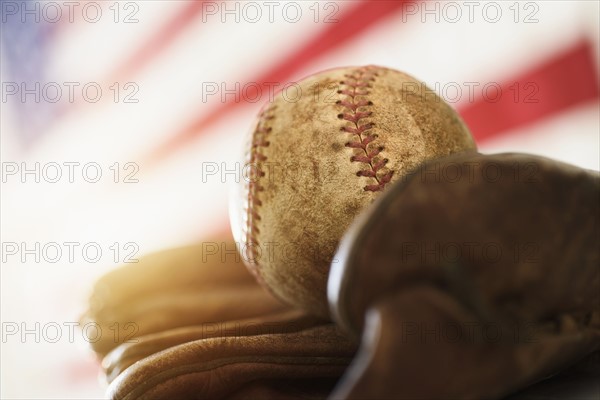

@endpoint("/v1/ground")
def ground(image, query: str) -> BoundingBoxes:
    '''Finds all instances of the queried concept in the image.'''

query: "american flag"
[1,1,598,397]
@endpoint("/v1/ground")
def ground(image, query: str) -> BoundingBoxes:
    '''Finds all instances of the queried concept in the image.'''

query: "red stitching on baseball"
[244,106,276,271]
[337,67,393,192]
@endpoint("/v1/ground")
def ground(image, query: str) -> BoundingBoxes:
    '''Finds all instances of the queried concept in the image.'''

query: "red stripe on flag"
[109,1,208,81]
[50,2,209,130]
[459,39,599,143]
[146,0,413,163]
[251,0,413,84]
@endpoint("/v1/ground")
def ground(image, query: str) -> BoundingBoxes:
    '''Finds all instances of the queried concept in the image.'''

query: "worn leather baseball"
[230,65,476,317]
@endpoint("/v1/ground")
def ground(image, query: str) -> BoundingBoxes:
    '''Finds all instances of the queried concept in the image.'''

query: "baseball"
[230,65,477,317]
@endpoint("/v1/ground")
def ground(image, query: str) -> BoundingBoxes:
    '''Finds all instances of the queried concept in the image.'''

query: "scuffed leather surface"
[231,65,476,317]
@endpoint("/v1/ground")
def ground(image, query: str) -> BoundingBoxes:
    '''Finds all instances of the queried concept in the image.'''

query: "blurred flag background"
[1,1,598,398]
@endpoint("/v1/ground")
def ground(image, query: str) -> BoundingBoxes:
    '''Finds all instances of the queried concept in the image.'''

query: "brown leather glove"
[81,238,289,357]
[107,322,356,399]
[85,152,598,399]
[82,237,357,399]
[328,152,600,399]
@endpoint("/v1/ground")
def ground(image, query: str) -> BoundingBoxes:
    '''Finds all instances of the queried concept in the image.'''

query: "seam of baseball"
[244,105,277,277]
[337,66,394,192]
